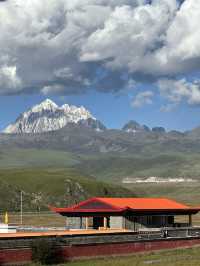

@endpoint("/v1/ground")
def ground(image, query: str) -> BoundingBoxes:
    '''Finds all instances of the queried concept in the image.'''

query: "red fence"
[1,237,200,265]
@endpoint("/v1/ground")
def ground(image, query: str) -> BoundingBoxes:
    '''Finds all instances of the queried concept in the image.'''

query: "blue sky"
[1,90,200,132]
[1,0,200,132]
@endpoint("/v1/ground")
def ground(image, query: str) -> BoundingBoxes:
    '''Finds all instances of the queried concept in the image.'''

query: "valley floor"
[29,246,200,266]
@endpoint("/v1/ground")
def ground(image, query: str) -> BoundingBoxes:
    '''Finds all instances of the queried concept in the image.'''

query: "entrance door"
[93,217,104,229]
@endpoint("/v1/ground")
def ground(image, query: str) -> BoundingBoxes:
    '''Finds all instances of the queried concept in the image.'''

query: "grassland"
[1,148,200,220]
[0,211,66,227]
[77,152,200,182]
[0,167,134,212]
[29,246,200,266]
[0,148,79,169]
[2,148,200,182]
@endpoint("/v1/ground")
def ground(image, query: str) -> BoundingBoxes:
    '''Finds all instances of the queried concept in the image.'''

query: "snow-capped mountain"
[3,99,103,134]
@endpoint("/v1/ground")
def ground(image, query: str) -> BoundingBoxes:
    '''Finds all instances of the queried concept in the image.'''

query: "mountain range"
[2,98,182,135]
[3,99,106,134]
[2,99,200,182]
[1,99,200,210]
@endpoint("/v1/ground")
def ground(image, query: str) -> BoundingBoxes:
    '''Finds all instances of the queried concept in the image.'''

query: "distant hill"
[1,122,200,182]
[122,120,150,133]
[0,168,134,211]
[2,99,200,188]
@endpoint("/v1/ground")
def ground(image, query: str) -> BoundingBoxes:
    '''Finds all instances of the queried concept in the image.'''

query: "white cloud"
[0,0,200,101]
[80,0,178,73]
[132,90,154,108]
[42,84,66,95]
[155,0,200,75]
[54,67,74,79]
[163,0,200,60]
[157,78,200,105]
[0,65,22,94]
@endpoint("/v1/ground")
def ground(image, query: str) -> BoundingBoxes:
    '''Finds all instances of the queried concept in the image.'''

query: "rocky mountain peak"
[31,99,58,113]
[122,120,150,133]
[3,99,100,134]
[78,118,107,131]
[152,127,166,133]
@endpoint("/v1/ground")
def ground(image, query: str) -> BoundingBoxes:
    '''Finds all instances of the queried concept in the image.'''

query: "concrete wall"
[66,217,86,229]
[110,216,124,229]
[67,217,124,230]
[125,215,175,230]
[66,215,175,230]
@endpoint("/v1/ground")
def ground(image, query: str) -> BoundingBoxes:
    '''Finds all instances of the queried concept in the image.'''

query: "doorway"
[93,217,104,229]
[93,217,110,229]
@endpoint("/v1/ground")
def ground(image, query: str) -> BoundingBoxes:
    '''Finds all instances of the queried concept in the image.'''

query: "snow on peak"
[31,99,58,113]
[3,99,95,134]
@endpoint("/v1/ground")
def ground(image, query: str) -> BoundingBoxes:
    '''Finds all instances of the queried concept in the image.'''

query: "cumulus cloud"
[132,91,154,108]
[0,65,22,94]
[0,0,200,102]
[157,78,200,105]
[80,0,178,73]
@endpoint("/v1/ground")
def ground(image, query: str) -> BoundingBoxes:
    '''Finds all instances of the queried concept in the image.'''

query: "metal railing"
[138,227,200,240]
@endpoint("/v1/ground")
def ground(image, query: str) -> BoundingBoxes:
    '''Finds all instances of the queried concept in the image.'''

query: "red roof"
[95,198,190,210]
[50,197,200,215]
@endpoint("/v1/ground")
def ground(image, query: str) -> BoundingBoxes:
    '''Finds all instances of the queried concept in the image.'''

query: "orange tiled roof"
[95,197,190,210]
[51,197,200,214]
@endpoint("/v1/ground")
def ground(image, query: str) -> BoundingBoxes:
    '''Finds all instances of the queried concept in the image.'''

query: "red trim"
[49,198,200,215]
[71,197,123,211]
[2,238,200,264]
[50,198,125,213]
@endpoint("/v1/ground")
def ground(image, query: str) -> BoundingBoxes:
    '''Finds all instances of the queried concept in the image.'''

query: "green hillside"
[0,168,134,212]
[78,152,200,181]
[1,148,200,182]
[0,148,78,169]
[1,130,200,213]
[2,125,200,183]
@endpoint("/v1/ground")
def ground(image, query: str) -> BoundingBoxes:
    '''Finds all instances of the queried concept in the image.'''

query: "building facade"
[51,197,199,231]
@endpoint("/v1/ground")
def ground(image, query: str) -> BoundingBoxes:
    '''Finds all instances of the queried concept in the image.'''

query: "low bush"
[31,238,62,264]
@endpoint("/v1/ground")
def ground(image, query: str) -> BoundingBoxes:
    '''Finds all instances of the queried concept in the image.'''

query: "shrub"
[31,238,62,264]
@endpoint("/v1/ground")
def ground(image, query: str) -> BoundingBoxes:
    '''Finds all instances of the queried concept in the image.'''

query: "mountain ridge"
[3,98,198,135]
[3,99,103,134]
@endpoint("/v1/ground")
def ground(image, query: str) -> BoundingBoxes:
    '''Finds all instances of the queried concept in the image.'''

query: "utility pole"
[20,191,23,225]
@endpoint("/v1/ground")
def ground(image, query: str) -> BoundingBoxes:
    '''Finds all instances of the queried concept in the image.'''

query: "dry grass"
[0,211,66,227]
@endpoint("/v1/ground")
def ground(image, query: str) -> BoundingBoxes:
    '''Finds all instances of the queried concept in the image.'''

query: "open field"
[28,246,200,266]
[0,211,66,227]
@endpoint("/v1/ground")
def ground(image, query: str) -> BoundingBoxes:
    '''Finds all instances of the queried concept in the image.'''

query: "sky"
[1,0,200,131]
